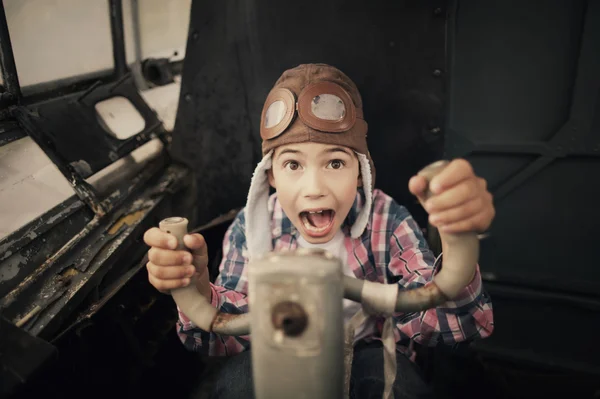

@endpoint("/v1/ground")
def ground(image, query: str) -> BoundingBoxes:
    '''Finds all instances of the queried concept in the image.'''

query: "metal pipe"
[342,160,479,314]
[0,1,21,101]
[158,217,251,335]
[109,0,127,78]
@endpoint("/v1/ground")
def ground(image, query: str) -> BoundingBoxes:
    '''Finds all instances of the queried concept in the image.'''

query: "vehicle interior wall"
[172,0,600,397]
[2,0,599,398]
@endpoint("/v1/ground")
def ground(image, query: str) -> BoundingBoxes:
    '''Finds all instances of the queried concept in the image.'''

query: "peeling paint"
[108,208,147,234]
[0,253,28,282]
[70,160,93,178]
[46,201,82,225]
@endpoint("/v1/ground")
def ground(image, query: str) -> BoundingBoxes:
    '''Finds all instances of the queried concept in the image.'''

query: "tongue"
[307,211,331,228]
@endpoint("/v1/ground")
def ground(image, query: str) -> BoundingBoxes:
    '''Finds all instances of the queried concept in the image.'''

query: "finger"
[429,196,483,227]
[144,227,178,250]
[148,272,190,292]
[425,179,480,213]
[148,247,193,266]
[184,233,208,258]
[439,209,493,233]
[429,159,473,194]
[408,175,429,201]
[146,261,196,280]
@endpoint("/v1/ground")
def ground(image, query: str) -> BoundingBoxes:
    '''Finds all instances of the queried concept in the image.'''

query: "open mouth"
[299,209,335,237]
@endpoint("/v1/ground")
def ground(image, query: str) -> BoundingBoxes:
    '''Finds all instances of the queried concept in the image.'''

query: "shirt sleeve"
[176,209,251,356]
[386,205,494,347]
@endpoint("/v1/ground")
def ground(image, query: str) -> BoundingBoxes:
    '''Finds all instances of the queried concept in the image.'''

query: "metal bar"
[109,0,127,78]
[491,155,555,202]
[0,0,21,101]
[0,120,26,146]
[12,107,109,216]
[0,197,84,263]
[130,0,149,90]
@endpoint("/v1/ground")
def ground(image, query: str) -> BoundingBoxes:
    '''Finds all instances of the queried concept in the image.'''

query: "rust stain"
[108,209,147,235]
[59,267,80,279]
[397,282,449,312]
[210,312,243,332]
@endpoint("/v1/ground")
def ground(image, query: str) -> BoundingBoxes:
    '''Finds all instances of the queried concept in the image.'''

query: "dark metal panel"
[0,316,57,397]
[0,119,25,146]
[445,0,600,376]
[446,0,600,295]
[173,0,447,227]
[471,282,600,375]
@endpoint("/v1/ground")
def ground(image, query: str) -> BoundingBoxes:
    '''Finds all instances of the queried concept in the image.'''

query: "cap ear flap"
[245,152,274,259]
[351,153,373,238]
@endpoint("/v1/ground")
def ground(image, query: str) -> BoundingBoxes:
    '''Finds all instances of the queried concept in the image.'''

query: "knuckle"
[479,177,487,190]
[153,266,166,279]
[456,158,472,173]
[148,273,158,288]
[148,248,157,263]
[143,229,151,245]
[143,228,159,246]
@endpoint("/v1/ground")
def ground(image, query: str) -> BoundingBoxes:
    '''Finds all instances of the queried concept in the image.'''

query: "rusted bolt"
[271,301,308,337]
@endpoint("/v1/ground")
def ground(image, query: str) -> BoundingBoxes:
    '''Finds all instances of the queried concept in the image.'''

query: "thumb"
[408,175,430,205]
[183,233,209,269]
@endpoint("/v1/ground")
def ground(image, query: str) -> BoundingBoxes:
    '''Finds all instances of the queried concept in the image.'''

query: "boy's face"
[268,142,361,244]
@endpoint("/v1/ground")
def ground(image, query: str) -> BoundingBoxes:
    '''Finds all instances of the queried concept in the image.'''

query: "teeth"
[308,210,324,214]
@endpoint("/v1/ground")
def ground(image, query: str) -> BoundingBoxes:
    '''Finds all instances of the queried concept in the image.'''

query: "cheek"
[332,171,359,207]
[270,170,297,214]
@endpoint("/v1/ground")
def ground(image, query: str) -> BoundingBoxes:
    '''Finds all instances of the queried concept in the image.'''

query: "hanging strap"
[343,282,399,399]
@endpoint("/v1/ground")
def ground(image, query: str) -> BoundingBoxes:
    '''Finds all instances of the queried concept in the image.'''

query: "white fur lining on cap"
[245,151,374,259]
[351,152,373,238]
[245,151,273,260]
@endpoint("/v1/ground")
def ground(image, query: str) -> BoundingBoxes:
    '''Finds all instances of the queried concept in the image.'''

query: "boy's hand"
[143,228,210,298]
[409,159,495,234]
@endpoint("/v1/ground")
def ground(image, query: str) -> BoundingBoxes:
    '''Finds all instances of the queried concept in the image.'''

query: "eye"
[327,159,345,169]
[284,161,301,171]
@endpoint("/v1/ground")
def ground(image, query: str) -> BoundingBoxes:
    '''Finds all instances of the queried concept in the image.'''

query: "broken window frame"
[0,0,194,346]
[0,0,179,280]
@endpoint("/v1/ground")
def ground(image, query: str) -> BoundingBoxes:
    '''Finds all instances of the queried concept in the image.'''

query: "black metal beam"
[109,0,127,78]
[0,0,21,103]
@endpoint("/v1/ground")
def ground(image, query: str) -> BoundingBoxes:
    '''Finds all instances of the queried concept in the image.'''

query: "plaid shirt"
[177,188,494,359]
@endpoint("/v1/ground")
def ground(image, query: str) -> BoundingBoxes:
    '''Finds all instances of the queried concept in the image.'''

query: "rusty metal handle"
[159,217,250,335]
[343,160,480,312]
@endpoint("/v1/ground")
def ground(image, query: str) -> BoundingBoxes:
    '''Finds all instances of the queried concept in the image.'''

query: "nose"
[302,168,326,199]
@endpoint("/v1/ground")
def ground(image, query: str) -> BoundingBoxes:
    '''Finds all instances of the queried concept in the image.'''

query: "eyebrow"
[324,147,352,156]
[276,148,302,159]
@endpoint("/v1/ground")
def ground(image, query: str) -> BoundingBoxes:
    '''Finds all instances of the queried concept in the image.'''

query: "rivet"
[430,127,442,134]
[433,7,443,16]
[433,69,442,77]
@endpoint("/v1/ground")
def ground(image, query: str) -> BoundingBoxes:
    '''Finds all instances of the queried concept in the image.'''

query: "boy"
[144,64,495,398]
